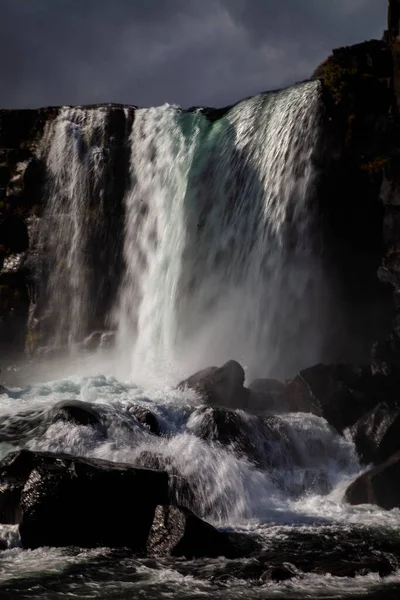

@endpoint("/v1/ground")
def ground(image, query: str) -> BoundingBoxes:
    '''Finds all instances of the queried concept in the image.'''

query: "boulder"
[187,406,301,470]
[345,451,400,509]
[0,449,169,549]
[285,364,383,432]
[128,405,161,436]
[350,402,400,465]
[147,505,235,558]
[178,360,249,409]
[50,400,104,431]
[0,449,236,558]
[247,378,287,412]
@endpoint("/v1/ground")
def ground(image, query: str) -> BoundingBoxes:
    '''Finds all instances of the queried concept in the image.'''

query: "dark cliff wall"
[313,38,396,363]
[0,109,53,356]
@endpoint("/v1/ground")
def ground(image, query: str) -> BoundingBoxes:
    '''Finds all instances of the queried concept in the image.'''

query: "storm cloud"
[0,0,387,109]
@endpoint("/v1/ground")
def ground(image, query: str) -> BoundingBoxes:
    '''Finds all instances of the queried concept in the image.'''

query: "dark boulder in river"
[178,360,249,409]
[50,399,104,431]
[0,449,236,557]
[345,450,400,509]
[128,404,161,436]
[187,405,302,470]
[147,505,235,558]
[15,450,169,550]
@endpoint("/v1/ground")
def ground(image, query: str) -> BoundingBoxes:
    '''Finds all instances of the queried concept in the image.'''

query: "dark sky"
[0,0,387,110]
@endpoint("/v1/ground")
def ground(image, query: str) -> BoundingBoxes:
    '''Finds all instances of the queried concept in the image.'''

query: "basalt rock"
[345,450,400,509]
[50,400,103,429]
[178,360,249,409]
[247,378,287,412]
[350,402,400,465]
[0,449,169,549]
[285,364,387,433]
[187,405,301,470]
[147,505,235,558]
[0,449,237,558]
[128,405,161,436]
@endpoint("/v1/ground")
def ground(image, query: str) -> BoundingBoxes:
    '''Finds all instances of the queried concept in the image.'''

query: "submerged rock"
[178,360,249,409]
[345,450,400,509]
[147,505,235,558]
[128,405,161,436]
[260,562,301,582]
[187,405,301,470]
[50,400,104,431]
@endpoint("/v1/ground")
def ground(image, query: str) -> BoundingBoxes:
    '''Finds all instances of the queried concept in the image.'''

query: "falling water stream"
[117,82,324,380]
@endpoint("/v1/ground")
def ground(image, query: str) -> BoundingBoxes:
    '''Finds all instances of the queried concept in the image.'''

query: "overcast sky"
[0,0,387,110]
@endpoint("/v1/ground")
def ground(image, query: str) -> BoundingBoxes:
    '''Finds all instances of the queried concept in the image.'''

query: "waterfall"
[32,105,132,352]
[116,81,324,380]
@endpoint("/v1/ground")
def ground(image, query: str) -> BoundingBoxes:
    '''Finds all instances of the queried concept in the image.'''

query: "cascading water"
[117,81,325,380]
[32,105,131,352]
[36,107,108,348]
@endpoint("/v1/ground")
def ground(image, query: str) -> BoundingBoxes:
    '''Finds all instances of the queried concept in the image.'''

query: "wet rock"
[350,402,400,465]
[285,364,382,433]
[0,448,46,523]
[0,215,29,254]
[178,360,249,409]
[147,505,235,558]
[50,400,103,429]
[129,405,160,436]
[261,562,301,582]
[345,450,400,509]
[133,450,199,513]
[0,449,236,557]
[0,449,170,550]
[187,405,301,470]
[247,378,287,412]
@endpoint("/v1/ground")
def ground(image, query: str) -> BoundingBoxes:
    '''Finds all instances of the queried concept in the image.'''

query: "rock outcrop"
[178,360,249,409]
[350,402,400,465]
[187,405,301,469]
[345,450,400,509]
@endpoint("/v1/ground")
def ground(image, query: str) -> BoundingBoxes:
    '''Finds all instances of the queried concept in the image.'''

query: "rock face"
[315,37,396,365]
[284,363,400,433]
[350,402,400,465]
[178,360,249,409]
[345,451,400,509]
[0,449,236,557]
